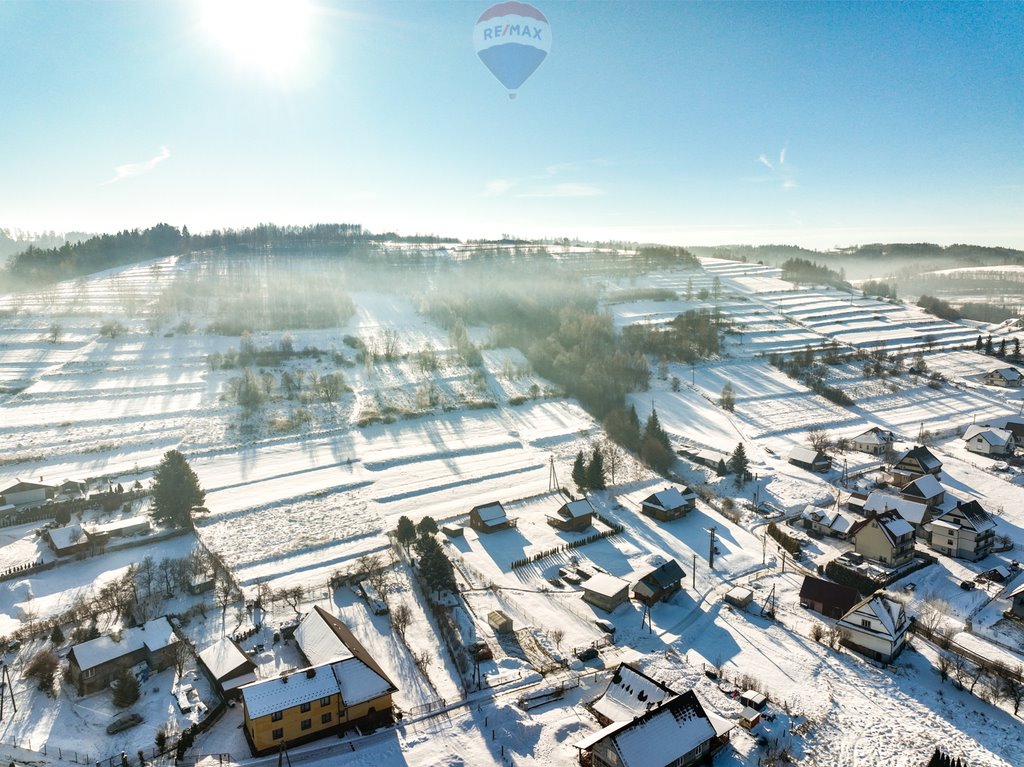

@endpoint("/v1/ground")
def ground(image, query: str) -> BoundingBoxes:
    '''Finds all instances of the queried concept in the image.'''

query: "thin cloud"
[520,182,605,198]
[103,146,170,185]
[754,146,796,191]
[483,178,514,197]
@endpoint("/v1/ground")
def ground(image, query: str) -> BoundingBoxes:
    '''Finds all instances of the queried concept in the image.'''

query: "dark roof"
[894,445,942,471]
[799,576,859,614]
[639,560,685,590]
[954,500,994,531]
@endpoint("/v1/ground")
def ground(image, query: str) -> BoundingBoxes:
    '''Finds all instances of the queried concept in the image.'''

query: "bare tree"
[808,429,832,452]
[390,604,412,640]
[951,654,969,690]
[997,666,1024,716]
[277,585,305,616]
[215,577,235,620]
[937,653,952,684]
[174,640,190,678]
[551,628,565,650]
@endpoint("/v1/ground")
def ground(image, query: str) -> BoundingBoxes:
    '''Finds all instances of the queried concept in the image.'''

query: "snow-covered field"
[3,252,1024,766]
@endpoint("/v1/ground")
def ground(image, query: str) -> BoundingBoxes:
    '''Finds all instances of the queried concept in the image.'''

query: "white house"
[572,690,733,767]
[800,505,856,539]
[0,478,56,507]
[962,425,1016,456]
[836,594,910,663]
[925,500,996,561]
[984,367,1024,387]
[850,427,897,455]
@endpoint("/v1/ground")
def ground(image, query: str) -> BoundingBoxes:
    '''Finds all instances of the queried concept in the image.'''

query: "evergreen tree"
[150,450,205,529]
[985,336,994,355]
[587,446,606,490]
[975,335,983,351]
[571,450,588,491]
[395,516,416,548]
[1015,338,1021,359]
[720,381,735,412]
[49,625,64,645]
[112,668,140,707]
[728,443,749,488]
[644,409,672,452]
[417,516,438,537]
[414,535,456,595]
[716,458,727,476]
[999,338,1007,357]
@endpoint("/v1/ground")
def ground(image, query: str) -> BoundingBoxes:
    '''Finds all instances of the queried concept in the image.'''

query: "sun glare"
[200,0,314,78]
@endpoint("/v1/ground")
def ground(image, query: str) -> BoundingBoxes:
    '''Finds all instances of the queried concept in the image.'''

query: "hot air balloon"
[473,2,550,99]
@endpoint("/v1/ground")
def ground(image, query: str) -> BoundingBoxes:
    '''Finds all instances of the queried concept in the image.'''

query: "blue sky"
[1,0,1022,247]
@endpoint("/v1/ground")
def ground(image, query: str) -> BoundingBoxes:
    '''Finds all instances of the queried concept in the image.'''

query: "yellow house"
[849,510,915,567]
[240,608,397,755]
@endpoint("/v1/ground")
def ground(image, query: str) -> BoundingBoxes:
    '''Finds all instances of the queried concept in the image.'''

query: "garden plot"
[692,360,867,441]
[0,641,213,766]
[0,532,198,635]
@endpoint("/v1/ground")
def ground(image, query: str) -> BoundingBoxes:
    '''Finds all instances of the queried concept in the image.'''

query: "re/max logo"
[482,24,543,41]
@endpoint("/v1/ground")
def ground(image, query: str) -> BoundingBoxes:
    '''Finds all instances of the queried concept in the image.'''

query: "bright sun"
[200,0,314,78]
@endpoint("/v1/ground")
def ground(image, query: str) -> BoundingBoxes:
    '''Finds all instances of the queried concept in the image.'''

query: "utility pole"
[761,534,767,565]
[708,526,718,568]
[781,549,787,575]
[548,454,559,493]
[692,553,696,590]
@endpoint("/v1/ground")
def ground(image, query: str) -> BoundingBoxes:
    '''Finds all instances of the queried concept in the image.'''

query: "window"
[300,719,312,731]
[860,619,871,628]
[321,712,332,724]
[300,702,311,713]
[272,728,283,740]
[271,711,283,722]
[320,696,332,707]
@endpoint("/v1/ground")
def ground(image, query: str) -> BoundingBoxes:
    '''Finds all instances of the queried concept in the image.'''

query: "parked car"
[594,618,616,635]
[574,646,599,661]
[106,713,143,734]
[959,580,976,590]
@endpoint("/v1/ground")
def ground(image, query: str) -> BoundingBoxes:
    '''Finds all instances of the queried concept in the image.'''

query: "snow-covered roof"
[70,617,177,672]
[198,637,254,682]
[241,665,342,719]
[1006,581,1024,600]
[86,515,151,536]
[852,427,895,445]
[643,487,694,510]
[840,595,906,640]
[788,446,829,465]
[941,500,996,532]
[240,657,396,719]
[574,691,719,767]
[863,492,929,525]
[637,560,684,591]
[558,499,594,520]
[295,607,355,667]
[583,573,631,599]
[901,473,944,500]
[48,524,85,551]
[590,663,676,724]
[333,655,395,707]
[850,510,914,545]
[988,367,1024,381]
[893,445,941,471]
[1,478,55,494]
[884,516,915,538]
[471,502,508,524]
[963,425,1013,447]
[802,506,855,534]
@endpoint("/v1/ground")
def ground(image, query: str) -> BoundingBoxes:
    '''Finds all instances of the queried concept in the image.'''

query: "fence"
[0,557,51,583]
